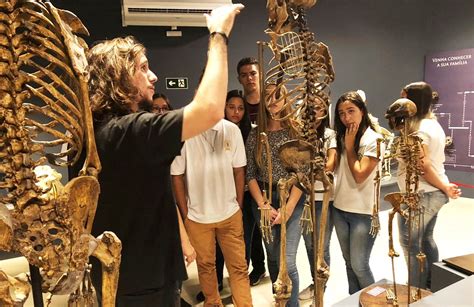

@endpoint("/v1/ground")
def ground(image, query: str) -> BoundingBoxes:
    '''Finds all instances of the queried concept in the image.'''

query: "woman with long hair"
[332,91,384,294]
[398,82,461,289]
[245,83,305,306]
[225,90,252,142]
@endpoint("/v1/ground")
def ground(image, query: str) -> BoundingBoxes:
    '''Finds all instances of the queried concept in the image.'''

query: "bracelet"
[210,31,228,45]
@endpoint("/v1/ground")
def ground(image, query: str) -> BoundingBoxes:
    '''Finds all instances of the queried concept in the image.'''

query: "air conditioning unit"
[121,0,232,27]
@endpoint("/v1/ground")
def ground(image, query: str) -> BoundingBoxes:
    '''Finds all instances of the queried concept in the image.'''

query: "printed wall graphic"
[425,48,474,172]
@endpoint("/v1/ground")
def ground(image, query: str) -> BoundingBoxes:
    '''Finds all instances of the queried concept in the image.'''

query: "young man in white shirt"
[171,119,252,306]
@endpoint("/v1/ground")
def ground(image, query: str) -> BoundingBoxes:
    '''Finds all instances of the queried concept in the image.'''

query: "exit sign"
[166,77,188,90]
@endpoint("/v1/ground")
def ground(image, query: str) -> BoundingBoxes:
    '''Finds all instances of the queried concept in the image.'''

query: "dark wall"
[53,0,474,116]
[53,0,474,196]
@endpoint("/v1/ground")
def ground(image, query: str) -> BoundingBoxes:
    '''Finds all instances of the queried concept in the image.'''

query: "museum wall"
[52,0,474,196]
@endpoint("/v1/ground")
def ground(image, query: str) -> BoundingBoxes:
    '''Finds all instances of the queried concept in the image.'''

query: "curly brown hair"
[87,36,145,120]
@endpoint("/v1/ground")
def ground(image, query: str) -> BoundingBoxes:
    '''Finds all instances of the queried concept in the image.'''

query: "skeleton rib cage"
[0,1,120,306]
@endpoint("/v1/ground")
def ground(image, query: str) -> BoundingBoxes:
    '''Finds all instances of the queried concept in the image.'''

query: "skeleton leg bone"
[314,190,330,307]
[273,175,298,306]
[90,232,121,307]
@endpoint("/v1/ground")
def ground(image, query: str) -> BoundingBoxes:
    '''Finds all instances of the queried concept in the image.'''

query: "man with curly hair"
[83,4,244,306]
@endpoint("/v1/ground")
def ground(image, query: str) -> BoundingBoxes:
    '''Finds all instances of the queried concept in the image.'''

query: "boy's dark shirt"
[245,100,259,124]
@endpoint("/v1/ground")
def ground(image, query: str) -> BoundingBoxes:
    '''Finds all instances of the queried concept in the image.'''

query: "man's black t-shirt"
[90,109,186,298]
[244,98,259,124]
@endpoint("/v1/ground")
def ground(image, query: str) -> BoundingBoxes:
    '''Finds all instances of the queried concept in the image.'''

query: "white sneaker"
[298,284,314,300]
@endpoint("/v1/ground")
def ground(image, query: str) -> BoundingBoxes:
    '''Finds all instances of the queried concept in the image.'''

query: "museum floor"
[181,197,474,306]
[2,197,472,306]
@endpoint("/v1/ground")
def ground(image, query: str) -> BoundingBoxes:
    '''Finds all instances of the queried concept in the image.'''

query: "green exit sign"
[166,77,188,90]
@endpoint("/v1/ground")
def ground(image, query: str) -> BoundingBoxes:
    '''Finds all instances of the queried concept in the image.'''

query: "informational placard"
[165,77,188,90]
[425,48,474,172]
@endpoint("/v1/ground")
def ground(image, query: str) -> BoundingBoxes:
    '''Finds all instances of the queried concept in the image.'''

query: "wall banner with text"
[425,48,474,172]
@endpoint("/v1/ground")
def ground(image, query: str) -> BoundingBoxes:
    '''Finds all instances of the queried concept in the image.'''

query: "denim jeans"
[251,189,305,307]
[397,190,448,289]
[302,200,334,281]
[332,206,376,294]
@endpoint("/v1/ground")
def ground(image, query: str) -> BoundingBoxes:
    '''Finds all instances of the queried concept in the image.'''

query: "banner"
[425,48,474,172]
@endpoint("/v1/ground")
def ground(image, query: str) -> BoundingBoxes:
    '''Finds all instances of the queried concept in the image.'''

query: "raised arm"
[345,124,379,184]
[182,4,244,141]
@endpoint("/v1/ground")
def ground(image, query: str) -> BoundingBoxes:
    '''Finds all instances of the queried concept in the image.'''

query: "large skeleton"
[259,1,334,306]
[0,1,121,306]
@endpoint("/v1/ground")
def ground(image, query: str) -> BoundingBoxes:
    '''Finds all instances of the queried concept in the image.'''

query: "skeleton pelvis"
[43,176,100,294]
[384,192,403,208]
[57,176,100,229]
[0,205,13,251]
[0,271,30,307]
[279,139,315,172]
[13,176,100,295]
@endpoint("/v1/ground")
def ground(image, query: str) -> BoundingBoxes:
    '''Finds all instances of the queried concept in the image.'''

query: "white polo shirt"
[314,128,337,201]
[334,127,385,215]
[171,119,246,223]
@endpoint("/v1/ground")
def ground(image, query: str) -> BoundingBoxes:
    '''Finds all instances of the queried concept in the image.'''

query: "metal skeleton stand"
[30,265,44,307]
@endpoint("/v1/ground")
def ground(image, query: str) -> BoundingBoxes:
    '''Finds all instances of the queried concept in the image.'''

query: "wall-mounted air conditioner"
[121,0,232,27]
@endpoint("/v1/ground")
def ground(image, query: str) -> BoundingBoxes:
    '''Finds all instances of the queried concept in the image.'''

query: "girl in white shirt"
[332,91,384,294]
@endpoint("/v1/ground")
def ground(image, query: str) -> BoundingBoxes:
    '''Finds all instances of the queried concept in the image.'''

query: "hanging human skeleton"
[0,1,121,306]
[258,1,334,306]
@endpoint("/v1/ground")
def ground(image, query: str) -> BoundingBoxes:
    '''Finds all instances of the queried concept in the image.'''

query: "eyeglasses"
[152,106,170,114]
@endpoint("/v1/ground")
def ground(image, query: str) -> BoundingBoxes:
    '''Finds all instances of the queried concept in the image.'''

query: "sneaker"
[195,284,223,302]
[298,284,314,300]
[249,269,266,286]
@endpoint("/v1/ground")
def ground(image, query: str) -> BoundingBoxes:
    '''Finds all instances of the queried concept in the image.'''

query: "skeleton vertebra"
[260,1,334,306]
[0,1,120,306]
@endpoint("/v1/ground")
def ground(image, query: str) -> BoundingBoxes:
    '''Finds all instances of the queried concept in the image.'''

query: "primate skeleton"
[258,1,334,306]
[0,1,120,306]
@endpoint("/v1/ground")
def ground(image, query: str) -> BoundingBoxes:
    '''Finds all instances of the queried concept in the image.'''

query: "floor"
[181,197,474,306]
[2,197,472,306]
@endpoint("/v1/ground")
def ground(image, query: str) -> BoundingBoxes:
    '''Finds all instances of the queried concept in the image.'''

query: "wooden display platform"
[359,283,431,307]
[443,253,474,275]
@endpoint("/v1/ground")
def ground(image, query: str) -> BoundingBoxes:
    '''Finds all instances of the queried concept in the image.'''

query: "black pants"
[243,191,266,272]
[96,281,181,307]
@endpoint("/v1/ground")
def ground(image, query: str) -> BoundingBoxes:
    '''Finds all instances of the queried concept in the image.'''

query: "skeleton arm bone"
[273,179,303,225]
[248,178,279,220]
